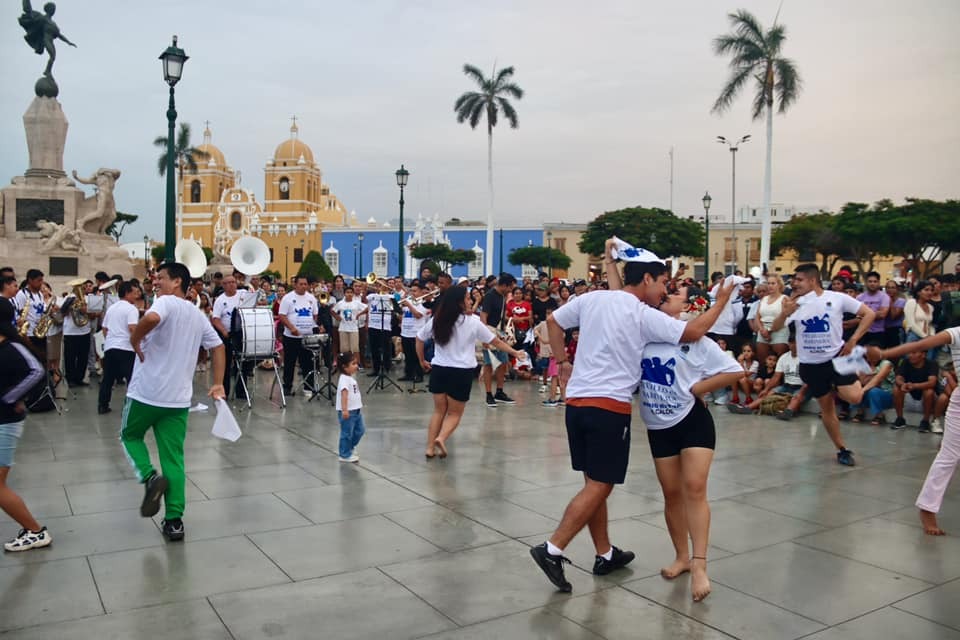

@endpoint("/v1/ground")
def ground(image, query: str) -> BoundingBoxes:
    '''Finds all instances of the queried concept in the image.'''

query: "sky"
[1,0,958,244]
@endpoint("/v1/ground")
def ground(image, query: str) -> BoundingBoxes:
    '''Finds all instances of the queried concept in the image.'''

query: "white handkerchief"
[833,346,872,376]
[211,398,242,442]
[610,236,664,264]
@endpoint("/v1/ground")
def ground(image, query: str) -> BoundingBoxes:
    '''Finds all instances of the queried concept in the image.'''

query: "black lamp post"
[353,242,357,276]
[143,234,150,271]
[395,165,409,279]
[159,36,188,262]
[284,246,289,283]
[546,230,553,278]
[702,191,712,282]
[358,232,364,275]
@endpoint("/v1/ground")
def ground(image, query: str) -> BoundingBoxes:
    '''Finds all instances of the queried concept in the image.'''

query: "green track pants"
[120,398,189,520]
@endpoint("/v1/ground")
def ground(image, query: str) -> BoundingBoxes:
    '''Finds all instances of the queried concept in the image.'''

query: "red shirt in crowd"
[506,300,533,331]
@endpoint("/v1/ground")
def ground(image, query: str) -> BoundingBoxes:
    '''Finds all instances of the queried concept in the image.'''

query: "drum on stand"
[237,308,275,358]
[302,333,329,350]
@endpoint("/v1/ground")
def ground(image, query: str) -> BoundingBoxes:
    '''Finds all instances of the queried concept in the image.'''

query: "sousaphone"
[230,236,271,277]
[175,239,208,279]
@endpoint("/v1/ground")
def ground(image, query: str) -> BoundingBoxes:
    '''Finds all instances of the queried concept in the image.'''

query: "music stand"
[27,369,63,415]
[367,367,404,394]
[303,337,335,404]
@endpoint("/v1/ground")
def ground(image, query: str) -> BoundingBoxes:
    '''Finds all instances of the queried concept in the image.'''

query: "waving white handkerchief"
[610,236,665,264]
[211,398,242,442]
[833,346,872,376]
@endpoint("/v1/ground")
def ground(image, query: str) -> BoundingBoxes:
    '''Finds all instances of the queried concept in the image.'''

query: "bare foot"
[424,448,436,459]
[691,559,711,602]
[434,438,448,458]
[920,509,946,536]
[660,558,690,579]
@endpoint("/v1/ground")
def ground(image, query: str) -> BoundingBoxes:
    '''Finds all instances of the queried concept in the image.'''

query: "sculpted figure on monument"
[18,2,76,81]
[36,219,85,253]
[72,168,121,234]
[213,224,230,262]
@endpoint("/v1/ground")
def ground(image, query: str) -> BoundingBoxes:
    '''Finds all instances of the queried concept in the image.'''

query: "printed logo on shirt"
[294,307,312,317]
[800,314,830,333]
[641,357,677,386]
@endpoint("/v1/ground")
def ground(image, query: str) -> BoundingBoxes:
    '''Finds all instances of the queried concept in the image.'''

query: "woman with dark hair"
[416,286,524,458]
[0,298,52,551]
[905,281,936,360]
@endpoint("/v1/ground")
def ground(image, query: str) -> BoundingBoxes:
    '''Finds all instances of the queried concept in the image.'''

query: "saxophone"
[34,299,57,338]
[17,300,30,337]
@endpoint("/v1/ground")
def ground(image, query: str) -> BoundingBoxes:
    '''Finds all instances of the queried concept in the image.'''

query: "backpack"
[758,392,792,416]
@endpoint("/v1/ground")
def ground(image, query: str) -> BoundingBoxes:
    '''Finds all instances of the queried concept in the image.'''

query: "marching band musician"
[399,283,428,382]
[40,282,64,387]
[85,273,109,380]
[1,276,19,321]
[13,269,47,357]
[97,281,141,414]
[278,275,319,397]
[365,281,394,378]
[62,280,93,387]
[210,274,252,401]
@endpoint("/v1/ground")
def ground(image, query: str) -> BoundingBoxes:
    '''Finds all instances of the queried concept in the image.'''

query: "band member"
[480,273,518,407]
[399,284,428,382]
[86,272,110,378]
[530,243,733,594]
[416,286,524,458]
[13,269,47,357]
[332,287,368,372]
[210,274,252,400]
[771,263,875,466]
[62,280,93,387]
[366,283,394,377]
[122,262,225,541]
[97,281,140,414]
[278,275,319,396]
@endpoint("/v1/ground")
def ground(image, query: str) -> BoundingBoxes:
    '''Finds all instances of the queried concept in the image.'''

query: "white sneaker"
[338,454,360,463]
[931,417,944,434]
[539,384,547,394]
[4,527,52,552]
[302,389,313,399]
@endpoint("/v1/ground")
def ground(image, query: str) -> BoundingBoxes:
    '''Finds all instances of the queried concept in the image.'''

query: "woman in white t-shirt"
[416,287,525,459]
[752,275,789,364]
[871,327,960,537]
[335,352,364,463]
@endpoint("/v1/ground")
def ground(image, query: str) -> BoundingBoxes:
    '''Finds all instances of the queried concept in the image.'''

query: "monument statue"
[72,168,121,234]
[212,221,230,262]
[18,1,76,97]
[36,219,86,253]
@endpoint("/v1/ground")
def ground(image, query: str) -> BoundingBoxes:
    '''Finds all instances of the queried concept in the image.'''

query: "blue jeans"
[338,411,365,458]
[0,421,24,467]
[852,387,893,418]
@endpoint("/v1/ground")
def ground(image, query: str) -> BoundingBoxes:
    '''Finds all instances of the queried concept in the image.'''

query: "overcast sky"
[2,0,958,243]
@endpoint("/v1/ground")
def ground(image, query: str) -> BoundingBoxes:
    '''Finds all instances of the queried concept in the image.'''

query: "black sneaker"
[530,543,572,592]
[161,518,185,542]
[486,393,497,408]
[140,472,168,518]
[837,448,856,466]
[494,390,515,404]
[918,419,931,433]
[891,416,907,430]
[97,406,111,414]
[593,546,636,575]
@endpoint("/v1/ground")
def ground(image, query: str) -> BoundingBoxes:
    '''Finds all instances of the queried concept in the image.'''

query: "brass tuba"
[67,278,89,327]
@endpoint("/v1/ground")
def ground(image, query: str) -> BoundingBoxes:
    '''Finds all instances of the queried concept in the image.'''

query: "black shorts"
[646,400,716,459]
[428,365,475,402]
[799,358,858,398]
[565,404,631,485]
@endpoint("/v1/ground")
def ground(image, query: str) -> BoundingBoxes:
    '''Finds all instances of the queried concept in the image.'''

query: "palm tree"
[454,64,524,275]
[712,8,801,272]
[153,122,208,244]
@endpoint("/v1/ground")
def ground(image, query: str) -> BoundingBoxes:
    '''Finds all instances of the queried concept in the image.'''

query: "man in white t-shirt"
[210,274,252,399]
[278,275,319,395]
[62,280,94,387]
[332,287,368,366]
[97,281,141,414]
[398,283,428,382]
[772,263,875,466]
[530,253,734,593]
[121,262,224,542]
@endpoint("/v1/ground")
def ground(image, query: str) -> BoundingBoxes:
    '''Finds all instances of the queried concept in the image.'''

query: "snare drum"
[237,308,275,357]
[302,333,329,350]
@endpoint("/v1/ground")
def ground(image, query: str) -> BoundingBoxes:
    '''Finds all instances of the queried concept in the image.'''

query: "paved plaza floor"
[2,369,959,639]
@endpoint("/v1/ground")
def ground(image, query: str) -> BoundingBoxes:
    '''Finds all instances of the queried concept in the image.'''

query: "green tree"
[507,246,572,271]
[151,244,166,264]
[454,63,524,274]
[297,250,334,281]
[712,8,802,269]
[876,198,960,278]
[770,212,845,277]
[410,243,478,271]
[105,211,139,243]
[578,206,704,259]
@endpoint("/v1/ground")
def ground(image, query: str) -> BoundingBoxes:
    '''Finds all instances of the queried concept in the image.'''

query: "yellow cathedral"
[179,121,356,277]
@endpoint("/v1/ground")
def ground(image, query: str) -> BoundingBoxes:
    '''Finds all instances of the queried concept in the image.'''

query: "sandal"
[870,415,884,426]
[851,412,865,423]
[838,411,850,421]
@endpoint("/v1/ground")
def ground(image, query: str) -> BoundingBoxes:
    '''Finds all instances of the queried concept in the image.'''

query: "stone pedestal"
[23,97,68,179]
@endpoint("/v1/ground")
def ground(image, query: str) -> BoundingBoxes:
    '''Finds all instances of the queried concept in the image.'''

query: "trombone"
[350,272,391,289]
[398,288,441,304]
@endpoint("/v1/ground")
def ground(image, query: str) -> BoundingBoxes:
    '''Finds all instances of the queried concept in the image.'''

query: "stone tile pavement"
[1,369,958,639]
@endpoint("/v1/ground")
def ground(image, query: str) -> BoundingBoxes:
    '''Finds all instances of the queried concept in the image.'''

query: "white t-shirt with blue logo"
[640,338,742,429]
[787,291,862,365]
[278,291,319,338]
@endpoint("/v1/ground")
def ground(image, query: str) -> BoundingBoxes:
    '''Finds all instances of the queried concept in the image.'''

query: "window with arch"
[468,248,483,277]
[325,248,340,274]
[279,177,290,200]
[373,250,388,277]
[230,211,242,231]
[190,180,201,203]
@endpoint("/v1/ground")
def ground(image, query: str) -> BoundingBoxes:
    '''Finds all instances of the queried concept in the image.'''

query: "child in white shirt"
[335,352,364,463]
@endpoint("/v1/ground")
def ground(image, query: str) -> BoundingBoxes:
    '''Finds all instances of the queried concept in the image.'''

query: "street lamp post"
[143,235,150,271]
[159,36,188,262]
[358,232,364,275]
[717,135,750,274]
[546,230,553,279]
[352,242,357,276]
[702,192,712,282]
[284,246,289,282]
[395,165,409,279]
[498,228,503,275]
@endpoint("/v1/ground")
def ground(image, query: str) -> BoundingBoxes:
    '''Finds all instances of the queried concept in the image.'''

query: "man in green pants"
[122,262,225,541]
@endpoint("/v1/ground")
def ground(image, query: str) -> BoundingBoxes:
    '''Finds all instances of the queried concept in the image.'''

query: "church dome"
[273,121,315,165]
[196,125,226,168]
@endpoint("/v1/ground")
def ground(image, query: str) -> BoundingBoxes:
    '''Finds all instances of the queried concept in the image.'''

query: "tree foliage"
[507,246,572,270]
[153,122,209,178]
[579,206,704,258]
[297,250,334,281]
[410,243,477,270]
[106,211,138,243]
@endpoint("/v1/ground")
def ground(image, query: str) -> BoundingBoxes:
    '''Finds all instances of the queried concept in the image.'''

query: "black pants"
[28,336,47,361]
[223,339,254,398]
[368,328,392,374]
[282,335,312,391]
[98,348,135,409]
[64,334,91,384]
[401,336,423,380]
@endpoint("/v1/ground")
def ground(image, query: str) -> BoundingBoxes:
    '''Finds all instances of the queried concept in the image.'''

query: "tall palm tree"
[153,122,208,245]
[454,64,523,275]
[712,8,801,271]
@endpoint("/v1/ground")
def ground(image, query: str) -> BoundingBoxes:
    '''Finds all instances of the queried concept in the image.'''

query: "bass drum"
[237,308,275,358]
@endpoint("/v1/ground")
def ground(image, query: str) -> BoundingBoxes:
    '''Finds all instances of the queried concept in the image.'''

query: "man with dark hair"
[530,244,734,593]
[480,272,518,407]
[278,275,318,396]
[436,272,453,292]
[14,270,47,357]
[857,271,890,347]
[771,263,875,466]
[210,273,251,400]
[98,281,141,413]
[122,262,225,541]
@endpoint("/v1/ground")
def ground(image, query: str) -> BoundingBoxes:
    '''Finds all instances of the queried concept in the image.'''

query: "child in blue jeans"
[336,352,364,463]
